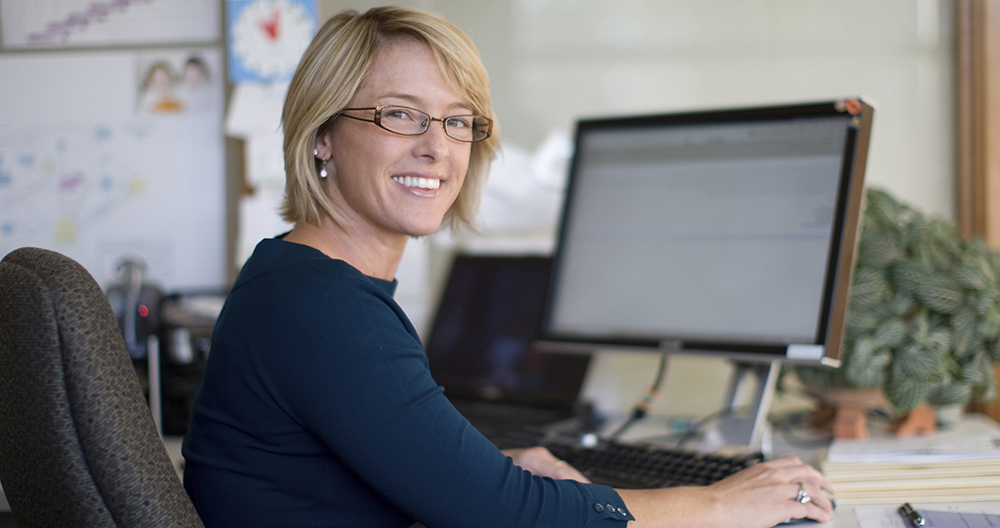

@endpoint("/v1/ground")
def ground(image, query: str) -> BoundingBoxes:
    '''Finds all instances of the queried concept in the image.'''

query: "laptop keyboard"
[493,427,764,489]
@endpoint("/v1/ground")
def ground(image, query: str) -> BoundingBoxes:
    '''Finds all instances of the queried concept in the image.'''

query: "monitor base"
[714,360,780,451]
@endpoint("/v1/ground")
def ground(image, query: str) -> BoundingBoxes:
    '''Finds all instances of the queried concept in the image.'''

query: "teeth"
[393,176,440,190]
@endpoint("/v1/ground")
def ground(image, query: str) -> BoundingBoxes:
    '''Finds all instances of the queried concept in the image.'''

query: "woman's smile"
[391,174,443,191]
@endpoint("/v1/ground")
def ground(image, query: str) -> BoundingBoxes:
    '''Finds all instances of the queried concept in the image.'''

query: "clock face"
[230,0,316,82]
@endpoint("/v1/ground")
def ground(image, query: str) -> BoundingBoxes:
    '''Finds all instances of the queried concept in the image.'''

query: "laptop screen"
[424,255,590,408]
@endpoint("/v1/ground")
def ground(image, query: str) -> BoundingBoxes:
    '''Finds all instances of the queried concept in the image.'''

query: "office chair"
[0,247,203,527]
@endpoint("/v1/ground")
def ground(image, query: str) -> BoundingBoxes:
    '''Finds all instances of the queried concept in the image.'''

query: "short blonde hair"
[280,6,499,233]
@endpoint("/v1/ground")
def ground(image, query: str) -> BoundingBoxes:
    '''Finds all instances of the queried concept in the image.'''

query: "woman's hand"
[706,455,835,525]
[502,447,591,483]
[616,455,836,528]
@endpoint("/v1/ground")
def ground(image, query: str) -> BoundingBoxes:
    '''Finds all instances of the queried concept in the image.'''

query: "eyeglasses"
[339,105,493,143]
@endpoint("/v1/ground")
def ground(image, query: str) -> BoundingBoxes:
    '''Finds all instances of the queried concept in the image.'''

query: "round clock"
[231,0,316,82]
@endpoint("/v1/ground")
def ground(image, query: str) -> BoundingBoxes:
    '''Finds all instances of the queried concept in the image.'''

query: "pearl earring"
[315,149,328,178]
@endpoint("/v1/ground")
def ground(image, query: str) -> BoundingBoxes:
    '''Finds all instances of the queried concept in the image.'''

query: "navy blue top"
[182,238,633,528]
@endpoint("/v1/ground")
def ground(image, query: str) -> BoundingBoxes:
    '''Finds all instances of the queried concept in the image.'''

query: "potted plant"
[792,187,999,423]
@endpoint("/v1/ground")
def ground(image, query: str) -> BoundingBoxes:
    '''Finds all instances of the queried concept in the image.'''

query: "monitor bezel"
[539,99,874,366]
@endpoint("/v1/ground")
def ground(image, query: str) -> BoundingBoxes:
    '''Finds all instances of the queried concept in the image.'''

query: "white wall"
[331,0,956,222]
[325,0,957,418]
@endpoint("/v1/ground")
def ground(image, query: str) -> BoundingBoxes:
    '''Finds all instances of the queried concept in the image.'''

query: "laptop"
[423,254,593,443]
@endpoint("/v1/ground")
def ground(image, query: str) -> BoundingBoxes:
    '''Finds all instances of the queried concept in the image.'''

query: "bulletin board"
[0,1,226,291]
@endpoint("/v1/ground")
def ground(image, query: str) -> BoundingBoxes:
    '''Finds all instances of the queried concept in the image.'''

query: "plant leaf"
[865,188,902,226]
[843,337,891,388]
[885,371,933,412]
[895,344,943,379]
[960,350,991,387]
[927,382,972,407]
[893,261,933,295]
[859,227,905,268]
[851,268,890,308]
[918,276,965,314]
[873,319,908,348]
[955,265,990,291]
[978,306,1000,340]
[951,309,977,358]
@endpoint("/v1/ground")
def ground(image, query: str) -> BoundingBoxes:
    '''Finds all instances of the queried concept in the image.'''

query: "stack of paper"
[820,414,1000,504]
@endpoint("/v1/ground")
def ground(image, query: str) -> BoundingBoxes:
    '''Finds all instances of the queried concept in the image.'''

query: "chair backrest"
[0,247,203,528]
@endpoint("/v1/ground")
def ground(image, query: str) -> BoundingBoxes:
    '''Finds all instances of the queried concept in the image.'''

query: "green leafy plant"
[794,187,1000,413]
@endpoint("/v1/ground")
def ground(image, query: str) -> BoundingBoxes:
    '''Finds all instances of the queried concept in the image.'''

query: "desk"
[157,429,1000,528]
[4,423,999,527]
[611,412,1000,528]
[828,502,1000,528]
[163,435,186,477]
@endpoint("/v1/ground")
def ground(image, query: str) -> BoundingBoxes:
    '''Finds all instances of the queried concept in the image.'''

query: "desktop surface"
[8,419,998,528]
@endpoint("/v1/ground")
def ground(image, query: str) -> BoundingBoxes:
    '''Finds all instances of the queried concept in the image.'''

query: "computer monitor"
[540,99,874,448]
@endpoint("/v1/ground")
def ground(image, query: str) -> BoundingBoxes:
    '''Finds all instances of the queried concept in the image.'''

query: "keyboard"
[493,428,764,489]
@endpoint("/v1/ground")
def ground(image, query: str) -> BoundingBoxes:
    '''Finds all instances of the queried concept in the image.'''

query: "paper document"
[827,415,1000,463]
[855,504,1000,528]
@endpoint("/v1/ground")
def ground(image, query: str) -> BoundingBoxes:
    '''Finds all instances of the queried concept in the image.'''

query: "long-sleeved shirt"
[182,238,633,528]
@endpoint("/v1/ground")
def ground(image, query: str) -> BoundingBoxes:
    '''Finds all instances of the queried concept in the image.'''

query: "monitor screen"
[542,100,873,366]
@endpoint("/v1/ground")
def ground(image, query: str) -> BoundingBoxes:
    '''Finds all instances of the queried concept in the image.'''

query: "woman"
[182,6,835,528]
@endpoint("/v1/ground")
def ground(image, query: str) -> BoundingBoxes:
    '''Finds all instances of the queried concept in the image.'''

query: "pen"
[898,503,925,527]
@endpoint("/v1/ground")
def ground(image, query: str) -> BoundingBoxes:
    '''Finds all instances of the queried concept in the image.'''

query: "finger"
[763,455,804,468]
[769,459,836,496]
[794,466,836,496]
[790,481,834,519]
[801,499,835,523]
[806,482,835,514]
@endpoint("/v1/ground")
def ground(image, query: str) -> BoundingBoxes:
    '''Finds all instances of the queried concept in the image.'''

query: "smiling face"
[314,38,473,242]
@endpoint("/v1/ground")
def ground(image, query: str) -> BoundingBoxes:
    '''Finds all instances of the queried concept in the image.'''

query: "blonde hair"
[280,6,499,233]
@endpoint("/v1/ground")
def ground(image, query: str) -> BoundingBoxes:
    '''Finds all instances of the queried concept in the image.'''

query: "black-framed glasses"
[339,105,493,143]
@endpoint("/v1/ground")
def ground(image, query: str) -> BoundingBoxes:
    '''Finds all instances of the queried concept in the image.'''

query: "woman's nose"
[414,120,450,160]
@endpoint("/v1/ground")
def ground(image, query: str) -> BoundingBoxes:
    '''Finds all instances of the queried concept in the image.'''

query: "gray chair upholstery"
[0,247,203,528]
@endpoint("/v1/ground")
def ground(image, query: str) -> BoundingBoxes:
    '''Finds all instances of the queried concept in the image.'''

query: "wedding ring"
[795,482,812,504]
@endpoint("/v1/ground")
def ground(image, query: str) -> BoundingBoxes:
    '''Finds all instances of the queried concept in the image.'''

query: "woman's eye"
[446,117,471,129]
[384,109,413,120]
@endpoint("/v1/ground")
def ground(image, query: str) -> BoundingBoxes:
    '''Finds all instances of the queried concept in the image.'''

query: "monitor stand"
[712,359,780,451]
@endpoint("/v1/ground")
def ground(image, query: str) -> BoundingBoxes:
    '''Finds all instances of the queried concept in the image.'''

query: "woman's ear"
[314,132,333,161]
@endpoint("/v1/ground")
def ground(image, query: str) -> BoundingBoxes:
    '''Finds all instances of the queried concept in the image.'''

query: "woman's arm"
[502,447,591,482]
[617,455,836,528]
[504,445,835,528]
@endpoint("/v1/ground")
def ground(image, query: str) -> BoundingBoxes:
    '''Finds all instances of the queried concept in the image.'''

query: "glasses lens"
[443,115,492,142]
[378,106,429,135]
[374,106,491,142]
[471,117,492,141]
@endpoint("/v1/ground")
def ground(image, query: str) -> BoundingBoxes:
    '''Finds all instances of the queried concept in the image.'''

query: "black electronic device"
[156,292,223,435]
[493,426,763,490]
[106,258,162,361]
[540,99,875,448]
[423,254,593,440]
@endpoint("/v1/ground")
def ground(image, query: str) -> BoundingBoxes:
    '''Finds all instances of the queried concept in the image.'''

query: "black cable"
[606,352,669,440]
[675,407,736,448]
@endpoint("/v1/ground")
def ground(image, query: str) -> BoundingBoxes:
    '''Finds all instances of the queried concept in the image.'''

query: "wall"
[319,0,957,420]
[328,0,956,223]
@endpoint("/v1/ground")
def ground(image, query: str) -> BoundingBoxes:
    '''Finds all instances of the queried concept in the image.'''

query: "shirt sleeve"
[248,268,634,528]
